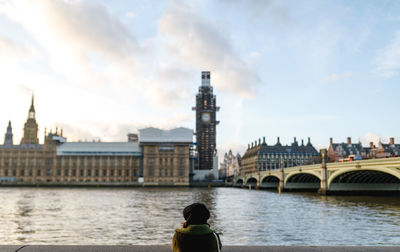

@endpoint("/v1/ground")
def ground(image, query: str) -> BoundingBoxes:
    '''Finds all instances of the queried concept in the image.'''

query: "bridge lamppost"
[318,148,328,195]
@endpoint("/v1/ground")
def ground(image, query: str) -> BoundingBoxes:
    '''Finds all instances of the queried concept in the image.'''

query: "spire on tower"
[4,121,13,147]
[21,95,39,144]
[28,95,36,120]
[29,95,35,113]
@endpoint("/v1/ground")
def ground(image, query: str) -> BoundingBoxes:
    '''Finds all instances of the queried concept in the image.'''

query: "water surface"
[0,187,399,245]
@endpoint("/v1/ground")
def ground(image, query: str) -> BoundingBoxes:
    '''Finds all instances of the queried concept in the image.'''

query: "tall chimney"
[389,137,395,145]
[329,137,333,145]
[263,136,266,144]
[347,137,351,145]
[301,139,304,146]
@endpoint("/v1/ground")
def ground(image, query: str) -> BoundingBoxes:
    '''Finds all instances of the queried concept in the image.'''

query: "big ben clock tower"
[193,71,219,171]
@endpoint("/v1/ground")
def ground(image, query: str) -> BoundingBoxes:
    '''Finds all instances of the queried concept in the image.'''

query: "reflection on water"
[15,193,33,242]
[0,187,399,245]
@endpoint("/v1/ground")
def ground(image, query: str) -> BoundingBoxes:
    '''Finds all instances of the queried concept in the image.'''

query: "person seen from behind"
[172,203,222,252]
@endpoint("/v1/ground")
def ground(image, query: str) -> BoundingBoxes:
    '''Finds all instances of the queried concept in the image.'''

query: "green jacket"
[172,224,222,252]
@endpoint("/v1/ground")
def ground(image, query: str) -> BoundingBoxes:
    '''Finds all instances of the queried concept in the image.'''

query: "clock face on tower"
[201,112,211,123]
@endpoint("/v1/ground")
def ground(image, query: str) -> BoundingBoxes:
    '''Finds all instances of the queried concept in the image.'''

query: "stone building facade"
[327,137,367,162]
[54,141,142,183]
[0,97,48,183]
[240,137,320,175]
[0,97,193,186]
[370,137,400,158]
[327,137,400,162]
[219,150,241,181]
[139,127,193,186]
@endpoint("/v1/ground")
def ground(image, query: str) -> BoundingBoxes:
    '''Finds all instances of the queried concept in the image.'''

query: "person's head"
[183,203,210,226]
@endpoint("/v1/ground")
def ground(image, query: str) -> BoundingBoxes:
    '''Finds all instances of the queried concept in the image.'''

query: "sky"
[0,0,400,158]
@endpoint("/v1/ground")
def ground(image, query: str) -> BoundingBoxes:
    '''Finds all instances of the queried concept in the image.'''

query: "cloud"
[219,141,247,159]
[374,30,400,78]
[361,132,400,146]
[219,0,290,26]
[362,132,381,146]
[159,1,259,98]
[0,37,15,57]
[323,71,353,81]
[0,0,195,109]
[0,0,142,84]
[153,112,193,130]
[0,0,260,110]
[55,121,145,142]
[48,123,97,142]
[0,36,37,65]
[55,111,193,142]
[249,51,262,59]
[156,64,192,83]
[135,64,194,107]
[125,12,137,19]
[18,84,35,97]
[142,80,188,107]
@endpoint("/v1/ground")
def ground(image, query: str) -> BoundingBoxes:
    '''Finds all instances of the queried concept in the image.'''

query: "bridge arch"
[327,167,400,189]
[284,171,321,185]
[284,171,321,190]
[245,177,258,188]
[244,176,258,184]
[234,178,244,187]
[260,175,280,189]
[261,175,280,183]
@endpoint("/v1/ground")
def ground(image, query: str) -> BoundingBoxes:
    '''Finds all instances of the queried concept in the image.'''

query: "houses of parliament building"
[0,97,193,186]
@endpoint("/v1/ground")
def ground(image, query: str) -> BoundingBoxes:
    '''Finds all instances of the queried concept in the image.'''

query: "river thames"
[0,187,399,246]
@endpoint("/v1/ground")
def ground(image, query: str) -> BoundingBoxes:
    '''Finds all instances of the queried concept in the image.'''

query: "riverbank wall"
[2,245,400,252]
[0,181,231,187]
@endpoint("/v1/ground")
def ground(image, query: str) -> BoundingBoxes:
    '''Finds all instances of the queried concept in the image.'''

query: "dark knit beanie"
[183,203,210,225]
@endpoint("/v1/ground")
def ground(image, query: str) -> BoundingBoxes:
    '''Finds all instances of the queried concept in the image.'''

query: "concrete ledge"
[0,245,22,252]
[3,245,399,252]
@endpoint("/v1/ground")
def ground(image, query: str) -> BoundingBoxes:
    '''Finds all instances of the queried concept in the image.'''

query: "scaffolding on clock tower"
[192,71,220,174]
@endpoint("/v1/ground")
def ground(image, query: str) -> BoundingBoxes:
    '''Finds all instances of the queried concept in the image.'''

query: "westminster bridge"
[233,156,400,194]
